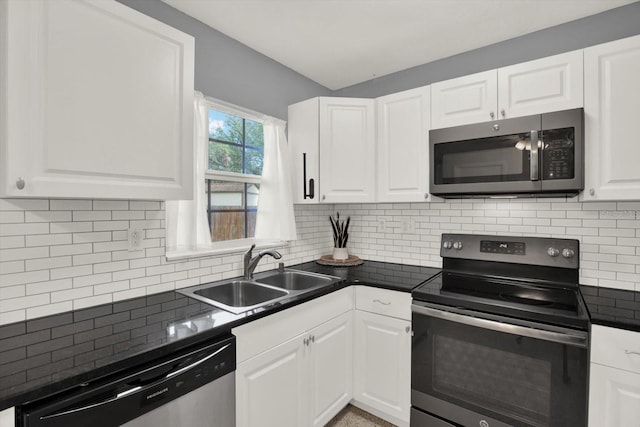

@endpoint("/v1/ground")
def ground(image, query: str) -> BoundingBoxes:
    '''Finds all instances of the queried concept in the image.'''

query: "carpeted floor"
[325,405,396,427]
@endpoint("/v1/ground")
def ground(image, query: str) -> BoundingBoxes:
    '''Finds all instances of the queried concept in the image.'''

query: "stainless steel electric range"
[411,234,589,427]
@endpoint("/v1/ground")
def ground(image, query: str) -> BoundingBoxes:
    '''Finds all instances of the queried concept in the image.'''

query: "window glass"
[206,107,263,243]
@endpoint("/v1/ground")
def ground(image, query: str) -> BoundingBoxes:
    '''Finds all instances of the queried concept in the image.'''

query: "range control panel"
[480,240,525,255]
[440,233,579,269]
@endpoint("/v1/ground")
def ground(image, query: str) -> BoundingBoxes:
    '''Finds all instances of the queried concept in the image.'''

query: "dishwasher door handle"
[40,343,232,421]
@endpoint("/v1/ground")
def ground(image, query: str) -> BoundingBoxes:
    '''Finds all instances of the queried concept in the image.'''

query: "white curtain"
[166,91,211,251]
[255,118,297,241]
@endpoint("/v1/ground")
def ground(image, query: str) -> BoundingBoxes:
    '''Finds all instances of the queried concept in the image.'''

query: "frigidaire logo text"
[147,387,169,400]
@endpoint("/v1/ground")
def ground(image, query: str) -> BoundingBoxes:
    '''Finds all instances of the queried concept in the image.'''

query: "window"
[166,93,295,260]
[206,106,264,243]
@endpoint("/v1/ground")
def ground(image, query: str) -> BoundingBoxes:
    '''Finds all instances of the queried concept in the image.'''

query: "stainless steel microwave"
[429,108,583,197]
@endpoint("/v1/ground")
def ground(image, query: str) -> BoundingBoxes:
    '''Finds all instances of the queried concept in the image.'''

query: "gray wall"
[334,1,640,98]
[117,0,331,119]
[118,0,640,115]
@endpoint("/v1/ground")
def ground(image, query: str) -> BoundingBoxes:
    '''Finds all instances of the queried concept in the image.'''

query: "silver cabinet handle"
[589,188,595,196]
[310,335,315,343]
[501,109,506,117]
[490,111,495,119]
[424,193,429,199]
[625,350,640,356]
[373,299,391,306]
[303,337,309,346]
[405,326,410,333]
[16,177,25,190]
[322,195,326,201]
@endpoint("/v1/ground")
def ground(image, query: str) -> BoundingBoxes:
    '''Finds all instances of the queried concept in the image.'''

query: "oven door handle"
[412,304,588,348]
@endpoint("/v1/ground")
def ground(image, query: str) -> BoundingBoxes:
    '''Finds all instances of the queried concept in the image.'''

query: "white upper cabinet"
[582,35,640,201]
[288,97,376,204]
[431,50,583,129]
[0,0,194,200]
[376,86,431,203]
[319,98,376,203]
[497,50,583,119]
[288,98,321,204]
[431,70,498,129]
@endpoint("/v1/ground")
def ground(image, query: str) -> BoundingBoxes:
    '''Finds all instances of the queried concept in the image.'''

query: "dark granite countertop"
[291,260,441,292]
[0,260,440,411]
[580,284,640,332]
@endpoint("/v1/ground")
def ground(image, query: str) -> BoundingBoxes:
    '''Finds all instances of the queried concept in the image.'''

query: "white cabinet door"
[589,363,640,427]
[288,98,320,204]
[431,70,497,129]
[0,408,14,427]
[582,35,640,201]
[236,335,308,427]
[309,312,353,427]
[498,50,583,119]
[0,0,194,200]
[353,310,411,426]
[319,98,376,203]
[377,86,431,202]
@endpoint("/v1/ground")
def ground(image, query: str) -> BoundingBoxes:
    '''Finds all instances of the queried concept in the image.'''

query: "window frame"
[166,97,289,262]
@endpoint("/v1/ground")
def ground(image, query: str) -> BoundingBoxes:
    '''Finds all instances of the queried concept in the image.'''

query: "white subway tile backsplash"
[1,247,49,262]
[25,256,72,271]
[0,223,49,236]
[0,211,25,223]
[1,198,639,325]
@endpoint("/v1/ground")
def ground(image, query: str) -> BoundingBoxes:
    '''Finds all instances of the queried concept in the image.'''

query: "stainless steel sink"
[178,269,342,315]
[179,280,289,314]
[255,270,337,291]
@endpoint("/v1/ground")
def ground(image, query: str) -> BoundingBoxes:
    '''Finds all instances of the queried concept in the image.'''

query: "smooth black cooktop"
[413,272,590,330]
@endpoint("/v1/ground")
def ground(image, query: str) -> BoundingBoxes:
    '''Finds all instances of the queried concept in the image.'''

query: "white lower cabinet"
[0,407,14,427]
[589,325,640,427]
[352,287,412,427]
[236,330,309,427]
[309,313,353,427]
[589,364,640,427]
[233,288,354,427]
[353,310,411,427]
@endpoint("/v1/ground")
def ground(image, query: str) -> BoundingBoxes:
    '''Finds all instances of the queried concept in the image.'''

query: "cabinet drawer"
[355,286,411,320]
[591,324,640,373]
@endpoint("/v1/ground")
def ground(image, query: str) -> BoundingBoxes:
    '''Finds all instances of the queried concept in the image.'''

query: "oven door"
[411,303,588,427]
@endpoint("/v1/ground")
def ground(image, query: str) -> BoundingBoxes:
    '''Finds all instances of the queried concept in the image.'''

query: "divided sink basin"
[194,280,288,309]
[178,269,341,314]
[255,270,336,291]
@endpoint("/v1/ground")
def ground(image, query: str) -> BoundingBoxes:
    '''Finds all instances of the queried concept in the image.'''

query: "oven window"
[434,334,551,425]
[434,134,531,184]
[412,313,587,427]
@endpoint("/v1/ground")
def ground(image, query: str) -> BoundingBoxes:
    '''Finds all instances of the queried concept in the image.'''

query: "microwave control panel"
[542,128,575,180]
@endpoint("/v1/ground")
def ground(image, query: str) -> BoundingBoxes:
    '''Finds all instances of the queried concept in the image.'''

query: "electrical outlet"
[401,218,415,233]
[377,219,387,233]
[128,228,143,251]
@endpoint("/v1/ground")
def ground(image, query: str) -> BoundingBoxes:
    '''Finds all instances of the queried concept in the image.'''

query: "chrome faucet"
[243,244,282,279]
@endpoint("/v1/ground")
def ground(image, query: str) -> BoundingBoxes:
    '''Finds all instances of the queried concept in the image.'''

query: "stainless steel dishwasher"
[19,335,235,427]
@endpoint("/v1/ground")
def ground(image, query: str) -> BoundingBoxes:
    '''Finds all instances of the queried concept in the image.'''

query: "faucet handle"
[244,244,256,257]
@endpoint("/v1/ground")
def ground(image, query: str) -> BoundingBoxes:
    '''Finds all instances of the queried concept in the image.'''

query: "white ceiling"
[162,0,636,90]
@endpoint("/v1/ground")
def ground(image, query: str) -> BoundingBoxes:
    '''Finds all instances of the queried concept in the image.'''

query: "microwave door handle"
[530,130,539,181]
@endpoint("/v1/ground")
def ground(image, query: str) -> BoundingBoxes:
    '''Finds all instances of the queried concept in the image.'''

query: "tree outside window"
[206,109,264,242]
